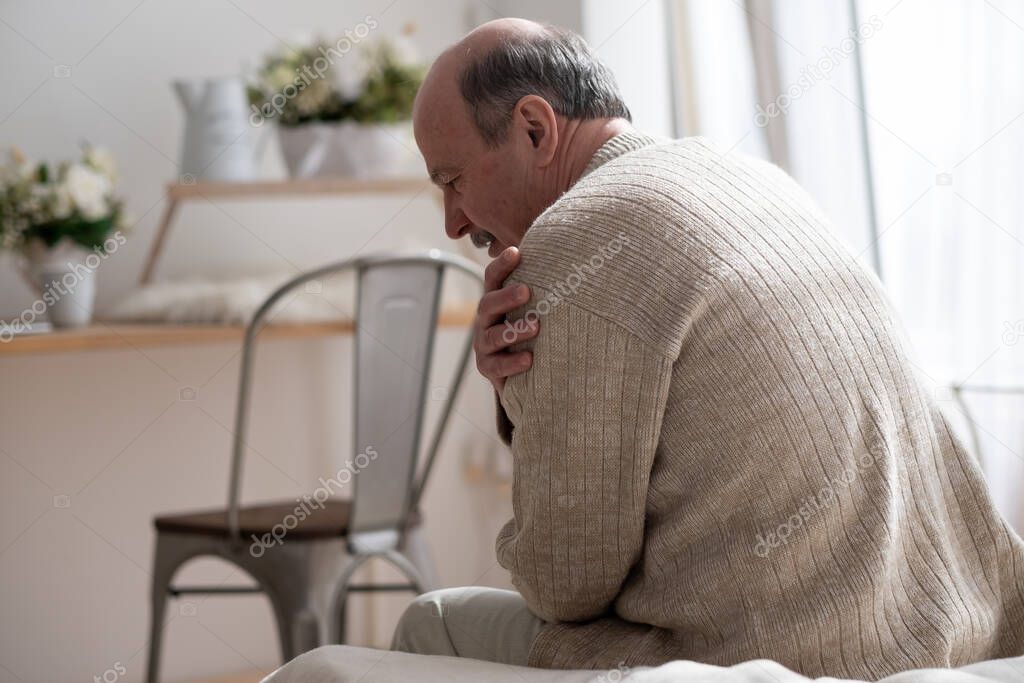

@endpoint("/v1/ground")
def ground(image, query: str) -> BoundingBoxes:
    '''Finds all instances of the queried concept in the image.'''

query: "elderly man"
[392,17,1024,679]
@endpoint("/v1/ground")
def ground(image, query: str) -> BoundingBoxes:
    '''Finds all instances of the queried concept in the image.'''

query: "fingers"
[475,246,536,391]
[473,290,537,388]
[479,246,528,330]
[479,316,538,356]
[477,351,533,386]
[475,282,531,330]
[484,246,521,292]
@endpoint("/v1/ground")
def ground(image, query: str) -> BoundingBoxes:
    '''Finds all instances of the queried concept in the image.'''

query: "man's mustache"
[470,230,497,249]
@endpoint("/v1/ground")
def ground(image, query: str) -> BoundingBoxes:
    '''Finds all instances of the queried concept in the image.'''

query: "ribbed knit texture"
[494,131,1024,679]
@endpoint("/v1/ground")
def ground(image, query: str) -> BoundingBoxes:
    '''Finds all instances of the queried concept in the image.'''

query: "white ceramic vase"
[277,121,416,179]
[23,238,98,328]
[173,78,267,181]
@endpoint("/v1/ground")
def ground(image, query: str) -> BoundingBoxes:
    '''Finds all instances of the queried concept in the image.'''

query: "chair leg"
[325,553,372,645]
[334,585,349,645]
[266,595,319,662]
[230,537,359,662]
[145,572,168,683]
[145,533,188,683]
[259,571,322,661]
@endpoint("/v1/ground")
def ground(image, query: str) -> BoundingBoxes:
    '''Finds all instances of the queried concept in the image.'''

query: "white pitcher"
[174,77,267,181]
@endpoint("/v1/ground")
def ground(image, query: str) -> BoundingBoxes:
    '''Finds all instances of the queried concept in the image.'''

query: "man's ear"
[512,95,559,166]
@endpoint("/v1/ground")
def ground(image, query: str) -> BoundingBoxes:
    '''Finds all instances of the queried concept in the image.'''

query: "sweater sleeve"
[495,285,674,623]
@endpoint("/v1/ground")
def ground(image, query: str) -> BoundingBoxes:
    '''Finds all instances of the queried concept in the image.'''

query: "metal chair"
[145,250,484,682]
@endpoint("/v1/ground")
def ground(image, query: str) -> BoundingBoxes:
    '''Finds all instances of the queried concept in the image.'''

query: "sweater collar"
[580,130,662,179]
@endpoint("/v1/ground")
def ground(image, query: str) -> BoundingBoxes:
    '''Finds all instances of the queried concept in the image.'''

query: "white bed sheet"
[263,645,1024,683]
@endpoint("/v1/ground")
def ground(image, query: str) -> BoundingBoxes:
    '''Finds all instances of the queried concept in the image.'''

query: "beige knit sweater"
[493,131,1024,679]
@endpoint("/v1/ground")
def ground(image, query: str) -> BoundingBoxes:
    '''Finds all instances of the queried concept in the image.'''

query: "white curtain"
[671,0,1024,529]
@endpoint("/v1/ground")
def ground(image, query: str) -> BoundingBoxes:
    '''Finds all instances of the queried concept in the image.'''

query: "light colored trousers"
[391,586,546,665]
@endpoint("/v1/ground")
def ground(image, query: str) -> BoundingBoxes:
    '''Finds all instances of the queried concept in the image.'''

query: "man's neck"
[553,118,634,195]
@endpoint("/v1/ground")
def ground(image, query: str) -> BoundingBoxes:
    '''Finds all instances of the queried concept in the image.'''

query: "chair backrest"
[226,250,484,552]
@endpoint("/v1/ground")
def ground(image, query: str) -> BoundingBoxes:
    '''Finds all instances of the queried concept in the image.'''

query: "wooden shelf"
[0,305,474,356]
[180,671,270,683]
[167,176,435,200]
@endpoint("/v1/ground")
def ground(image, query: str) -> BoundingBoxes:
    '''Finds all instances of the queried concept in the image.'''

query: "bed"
[262,645,1024,682]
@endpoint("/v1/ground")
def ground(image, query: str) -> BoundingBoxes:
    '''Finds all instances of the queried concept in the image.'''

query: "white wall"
[583,0,675,138]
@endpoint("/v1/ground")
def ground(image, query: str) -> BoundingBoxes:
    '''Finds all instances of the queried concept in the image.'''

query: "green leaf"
[27,213,116,251]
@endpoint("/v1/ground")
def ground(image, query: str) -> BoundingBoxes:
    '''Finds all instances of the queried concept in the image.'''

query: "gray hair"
[458,25,632,147]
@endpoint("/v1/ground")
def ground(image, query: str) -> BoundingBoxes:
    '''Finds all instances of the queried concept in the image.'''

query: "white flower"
[52,182,73,219]
[331,36,419,102]
[1,156,36,185]
[6,147,34,182]
[267,63,296,91]
[84,147,118,182]
[331,42,373,100]
[65,163,111,220]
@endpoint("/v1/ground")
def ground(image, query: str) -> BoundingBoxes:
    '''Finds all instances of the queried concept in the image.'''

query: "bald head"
[416,20,544,110]
[414,18,630,148]
[457,17,550,57]
[413,19,549,151]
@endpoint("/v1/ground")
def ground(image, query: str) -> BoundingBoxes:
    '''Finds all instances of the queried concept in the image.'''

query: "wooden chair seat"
[154,500,422,540]
[155,500,351,539]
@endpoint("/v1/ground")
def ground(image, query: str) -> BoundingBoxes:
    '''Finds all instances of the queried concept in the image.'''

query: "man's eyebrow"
[429,165,460,186]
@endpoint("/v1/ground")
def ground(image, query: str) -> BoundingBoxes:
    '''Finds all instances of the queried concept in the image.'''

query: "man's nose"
[444,196,471,240]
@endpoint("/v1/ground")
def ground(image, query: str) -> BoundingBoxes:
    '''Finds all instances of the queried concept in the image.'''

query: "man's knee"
[267,645,339,680]
[391,588,459,654]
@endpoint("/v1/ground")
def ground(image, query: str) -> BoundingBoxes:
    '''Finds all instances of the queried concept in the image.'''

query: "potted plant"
[0,146,129,328]
[247,26,425,179]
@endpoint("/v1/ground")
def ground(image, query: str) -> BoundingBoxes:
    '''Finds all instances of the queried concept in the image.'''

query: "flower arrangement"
[247,26,426,127]
[0,145,128,253]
